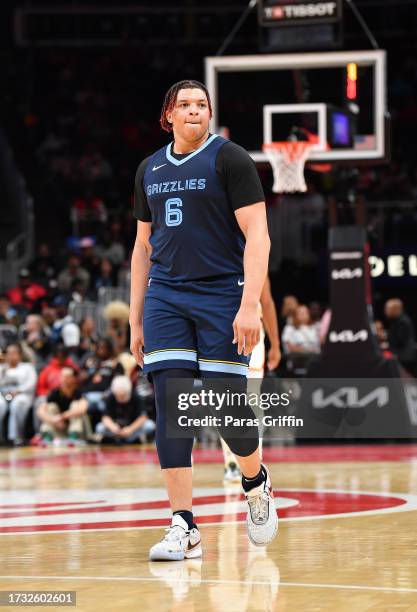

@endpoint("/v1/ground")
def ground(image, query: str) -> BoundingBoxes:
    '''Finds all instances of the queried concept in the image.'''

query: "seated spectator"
[95,229,125,267]
[19,314,51,367]
[7,269,46,314]
[71,192,107,229]
[0,294,19,326]
[57,254,90,294]
[36,368,88,445]
[282,305,320,355]
[103,301,130,354]
[79,237,101,281]
[384,299,416,372]
[95,376,155,444]
[281,295,299,326]
[94,258,116,292]
[78,317,98,358]
[80,337,122,418]
[36,345,78,400]
[308,301,323,327]
[30,243,57,285]
[49,296,80,349]
[375,319,390,356]
[0,343,37,445]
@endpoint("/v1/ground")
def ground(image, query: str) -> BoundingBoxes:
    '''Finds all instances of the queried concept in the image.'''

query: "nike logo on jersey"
[152,164,167,171]
[238,280,244,286]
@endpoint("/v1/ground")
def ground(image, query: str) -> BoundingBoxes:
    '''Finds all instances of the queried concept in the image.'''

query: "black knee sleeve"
[152,368,195,469]
[201,371,260,458]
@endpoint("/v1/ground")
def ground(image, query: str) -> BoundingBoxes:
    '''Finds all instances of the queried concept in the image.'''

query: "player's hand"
[130,323,144,367]
[233,304,261,357]
[267,345,281,371]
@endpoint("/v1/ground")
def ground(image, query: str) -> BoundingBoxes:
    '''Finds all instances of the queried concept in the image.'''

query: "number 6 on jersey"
[165,197,183,227]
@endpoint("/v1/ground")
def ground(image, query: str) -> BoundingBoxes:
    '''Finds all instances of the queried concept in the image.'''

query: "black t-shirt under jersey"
[134,140,265,221]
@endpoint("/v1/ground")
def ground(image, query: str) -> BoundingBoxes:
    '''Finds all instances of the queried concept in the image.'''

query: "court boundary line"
[0,575,416,594]
[1,489,417,536]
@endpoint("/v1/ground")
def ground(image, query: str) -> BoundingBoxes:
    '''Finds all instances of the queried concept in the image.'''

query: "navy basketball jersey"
[143,135,245,282]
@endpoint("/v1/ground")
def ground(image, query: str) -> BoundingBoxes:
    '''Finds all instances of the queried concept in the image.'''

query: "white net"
[263,141,312,194]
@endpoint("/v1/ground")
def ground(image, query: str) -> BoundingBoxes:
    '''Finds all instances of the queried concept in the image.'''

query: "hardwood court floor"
[1,444,417,611]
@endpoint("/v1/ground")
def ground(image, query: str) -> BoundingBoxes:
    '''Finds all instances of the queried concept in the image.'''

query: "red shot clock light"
[347,62,358,100]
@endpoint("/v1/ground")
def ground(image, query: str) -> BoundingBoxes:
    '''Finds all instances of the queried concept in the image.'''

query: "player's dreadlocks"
[160,80,212,133]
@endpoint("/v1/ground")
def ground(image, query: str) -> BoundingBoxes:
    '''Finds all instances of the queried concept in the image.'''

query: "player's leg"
[222,342,265,484]
[150,368,202,561]
[193,276,278,546]
[143,281,202,561]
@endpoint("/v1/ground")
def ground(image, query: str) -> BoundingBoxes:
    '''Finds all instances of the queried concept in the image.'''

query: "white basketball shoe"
[245,465,278,547]
[149,514,202,561]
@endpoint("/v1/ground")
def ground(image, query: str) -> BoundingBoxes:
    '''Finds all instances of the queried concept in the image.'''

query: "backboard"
[205,50,388,164]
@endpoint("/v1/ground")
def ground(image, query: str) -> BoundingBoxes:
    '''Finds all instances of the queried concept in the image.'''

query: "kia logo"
[312,387,389,409]
[332,268,363,280]
[329,330,368,343]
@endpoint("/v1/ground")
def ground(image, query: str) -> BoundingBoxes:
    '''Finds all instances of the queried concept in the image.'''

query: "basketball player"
[130,80,278,561]
[222,276,281,483]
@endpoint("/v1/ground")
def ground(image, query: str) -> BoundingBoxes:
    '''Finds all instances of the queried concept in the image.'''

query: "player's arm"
[260,276,281,371]
[234,203,270,356]
[219,141,270,357]
[129,221,152,367]
[130,159,153,367]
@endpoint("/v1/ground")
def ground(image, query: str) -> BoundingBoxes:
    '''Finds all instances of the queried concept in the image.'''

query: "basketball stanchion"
[263,140,313,193]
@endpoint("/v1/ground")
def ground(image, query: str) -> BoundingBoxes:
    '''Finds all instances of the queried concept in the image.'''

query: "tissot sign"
[258,0,342,26]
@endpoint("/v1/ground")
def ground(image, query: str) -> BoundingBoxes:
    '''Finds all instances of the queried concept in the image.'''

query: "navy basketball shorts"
[143,275,249,377]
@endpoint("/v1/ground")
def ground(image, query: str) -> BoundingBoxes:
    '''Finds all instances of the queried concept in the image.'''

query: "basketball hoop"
[263,141,313,193]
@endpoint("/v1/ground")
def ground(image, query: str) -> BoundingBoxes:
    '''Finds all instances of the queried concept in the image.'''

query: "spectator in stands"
[95,229,125,267]
[30,243,57,286]
[309,301,323,326]
[281,295,299,326]
[78,317,98,358]
[79,237,100,281]
[103,301,130,354]
[0,343,37,445]
[71,191,107,234]
[282,305,320,355]
[0,294,19,326]
[94,258,116,292]
[36,367,88,445]
[375,319,391,355]
[95,375,155,444]
[384,299,416,372]
[19,314,51,367]
[36,345,78,400]
[57,254,90,294]
[49,296,80,349]
[6,269,46,314]
[80,337,122,418]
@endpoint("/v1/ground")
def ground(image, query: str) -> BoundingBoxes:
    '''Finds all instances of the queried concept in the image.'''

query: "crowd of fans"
[0,250,155,446]
[1,278,415,447]
[279,294,416,375]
